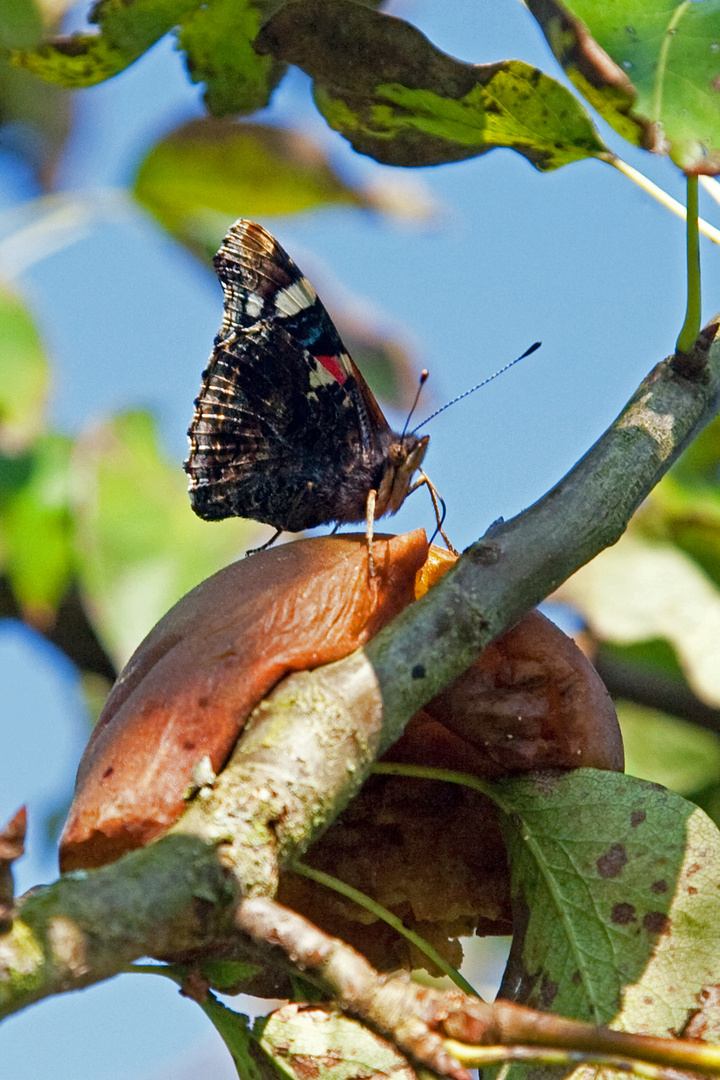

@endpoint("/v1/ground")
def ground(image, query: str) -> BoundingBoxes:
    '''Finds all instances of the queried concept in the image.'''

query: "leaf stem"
[676,174,701,354]
[608,157,720,246]
[444,1039,712,1080]
[291,859,478,998]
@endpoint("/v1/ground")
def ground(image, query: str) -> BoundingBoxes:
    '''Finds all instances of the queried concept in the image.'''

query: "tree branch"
[2,322,720,1039]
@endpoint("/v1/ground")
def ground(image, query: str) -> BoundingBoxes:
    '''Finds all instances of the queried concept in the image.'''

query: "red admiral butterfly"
[186,220,431,547]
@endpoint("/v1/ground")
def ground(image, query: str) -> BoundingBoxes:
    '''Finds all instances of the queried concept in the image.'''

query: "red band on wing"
[316,353,348,384]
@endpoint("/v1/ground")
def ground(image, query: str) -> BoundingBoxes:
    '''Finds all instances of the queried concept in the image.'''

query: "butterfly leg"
[415,471,458,554]
[245,527,283,557]
[365,489,377,577]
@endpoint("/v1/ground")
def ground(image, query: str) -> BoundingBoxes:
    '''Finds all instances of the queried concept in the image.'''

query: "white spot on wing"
[244,292,264,320]
[276,278,317,316]
[308,361,338,387]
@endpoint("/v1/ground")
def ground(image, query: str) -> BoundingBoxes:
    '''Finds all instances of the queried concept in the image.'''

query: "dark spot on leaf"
[571,971,582,985]
[597,843,627,878]
[538,974,559,1009]
[532,773,562,796]
[611,902,636,925]
[682,985,720,1039]
[102,766,114,779]
[184,741,196,751]
[630,809,646,827]
[49,35,91,57]
[712,75,720,93]
[688,886,698,895]
[291,1055,322,1079]
[643,911,670,934]
[651,880,667,894]
[198,696,209,708]
[411,664,425,679]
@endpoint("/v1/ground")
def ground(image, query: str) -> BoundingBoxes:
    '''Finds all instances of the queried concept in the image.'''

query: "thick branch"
[367,326,720,749]
[2,323,720,1026]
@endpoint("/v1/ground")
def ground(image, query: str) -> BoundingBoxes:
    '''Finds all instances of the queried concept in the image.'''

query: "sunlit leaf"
[0,434,73,623]
[133,119,367,260]
[11,0,285,114]
[0,0,70,183]
[260,1003,416,1080]
[10,0,201,88]
[555,533,720,707]
[0,283,49,452]
[175,0,283,116]
[619,701,720,794]
[527,0,720,173]
[71,410,261,667]
[256,0,607,170]
[497,771,720,1046]
[0,0,43,50]
[634,413,720,588]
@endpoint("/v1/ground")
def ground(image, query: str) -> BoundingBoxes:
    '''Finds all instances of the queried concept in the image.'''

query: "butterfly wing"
[186,220,397,533]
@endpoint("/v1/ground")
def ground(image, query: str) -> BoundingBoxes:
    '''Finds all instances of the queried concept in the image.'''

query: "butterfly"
[185,219,434,550]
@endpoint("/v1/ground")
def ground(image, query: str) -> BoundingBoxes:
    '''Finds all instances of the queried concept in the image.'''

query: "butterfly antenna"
[412,341,541,433]
[401,369,429,442]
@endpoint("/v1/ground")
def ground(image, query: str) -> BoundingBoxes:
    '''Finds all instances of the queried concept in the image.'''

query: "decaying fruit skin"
[279,602,622,971]
[413,609,623,777]
[59,530,623,971]
[60,531,428,872]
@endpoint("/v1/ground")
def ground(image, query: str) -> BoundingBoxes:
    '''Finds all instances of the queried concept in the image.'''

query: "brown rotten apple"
[60,531,622,968]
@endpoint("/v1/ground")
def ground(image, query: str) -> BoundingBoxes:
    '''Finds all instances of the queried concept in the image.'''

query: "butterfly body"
[186,220,429,534]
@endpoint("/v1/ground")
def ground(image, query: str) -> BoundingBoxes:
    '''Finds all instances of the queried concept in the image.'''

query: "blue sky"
[1,0,719,1076]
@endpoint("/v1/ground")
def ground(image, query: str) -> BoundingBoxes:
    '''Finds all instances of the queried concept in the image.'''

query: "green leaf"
[176,0,284,116]
[667,410,720,486]
[0,0,71,181]
[260,1003,414,1080]
[133,119,367,260]
[0,283,50,453]
[200,959,263,992]
[0,0,43,50]
[633,414,720,588]
[555,533,720,707]
[0,434,73,621]
[202,998,272,1080]
[10,0,201,88]
[255,0,607,170]
[136,963,275,1080]
[527,0,720,173]
[71,410,261,667]
[637,472,720,588]
[497,771,720,1040]
[618,701,720,794]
